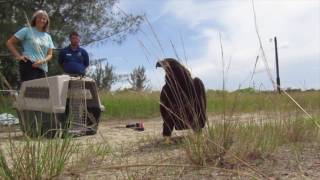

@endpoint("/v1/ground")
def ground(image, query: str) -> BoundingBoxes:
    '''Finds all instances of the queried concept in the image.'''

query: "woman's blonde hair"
[30,10,50,32]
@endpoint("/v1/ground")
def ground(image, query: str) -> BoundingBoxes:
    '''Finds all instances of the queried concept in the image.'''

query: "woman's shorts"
[19,60,45,82]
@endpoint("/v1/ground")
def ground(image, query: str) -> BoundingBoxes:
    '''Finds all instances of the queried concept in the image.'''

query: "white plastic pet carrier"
[14,75,105,137]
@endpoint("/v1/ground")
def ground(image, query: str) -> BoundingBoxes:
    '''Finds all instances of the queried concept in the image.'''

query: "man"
[58,31,89,76]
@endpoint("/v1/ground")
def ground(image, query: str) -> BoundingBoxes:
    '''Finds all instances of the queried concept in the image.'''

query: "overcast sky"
[87,0,320,91]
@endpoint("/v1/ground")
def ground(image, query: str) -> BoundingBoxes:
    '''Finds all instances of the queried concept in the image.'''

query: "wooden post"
[274,37,281,94]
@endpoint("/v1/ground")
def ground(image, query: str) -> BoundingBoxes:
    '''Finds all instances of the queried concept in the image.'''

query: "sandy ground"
[1,115,320,179]
[66,115,320,179]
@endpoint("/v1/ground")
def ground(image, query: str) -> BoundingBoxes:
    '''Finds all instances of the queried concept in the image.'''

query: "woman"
[6,10,54,82]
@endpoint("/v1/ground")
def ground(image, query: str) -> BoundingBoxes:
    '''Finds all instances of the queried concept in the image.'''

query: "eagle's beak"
[156,61,162,68]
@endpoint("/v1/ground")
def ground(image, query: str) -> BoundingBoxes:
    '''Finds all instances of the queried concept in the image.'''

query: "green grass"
[179,89,320,173]
[100,90,160,119]
[0,95,16,115]
[207,90,320,114]
[0,136,76,180]
[184,116,320,168]
[98,90,320,120]
[1,90,319,120]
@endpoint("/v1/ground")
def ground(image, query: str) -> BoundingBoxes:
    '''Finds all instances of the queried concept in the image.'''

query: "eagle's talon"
[163,137,174,145]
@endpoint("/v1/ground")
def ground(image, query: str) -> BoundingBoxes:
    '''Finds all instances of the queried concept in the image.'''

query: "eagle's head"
[156,58,190,73]
[156,58,179,69]
[156,58,192,82]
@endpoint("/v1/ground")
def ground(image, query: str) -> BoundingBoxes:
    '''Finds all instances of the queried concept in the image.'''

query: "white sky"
[87,0,320,91]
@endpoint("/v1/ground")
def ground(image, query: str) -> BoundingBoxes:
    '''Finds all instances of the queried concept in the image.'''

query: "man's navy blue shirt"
[58,46,89,75]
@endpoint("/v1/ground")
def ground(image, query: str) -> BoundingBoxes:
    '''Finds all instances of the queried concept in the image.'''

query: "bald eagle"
[156,58,207,137]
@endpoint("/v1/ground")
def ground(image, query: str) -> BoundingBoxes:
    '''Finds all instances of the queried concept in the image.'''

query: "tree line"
[89,59,149,91]
[0,0,148,91]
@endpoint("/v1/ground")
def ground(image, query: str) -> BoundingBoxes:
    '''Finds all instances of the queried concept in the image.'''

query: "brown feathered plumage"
[156,58,207,137]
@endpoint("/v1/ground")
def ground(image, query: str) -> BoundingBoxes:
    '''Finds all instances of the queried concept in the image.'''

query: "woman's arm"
[44,48,53,63]
[6,36,28,62]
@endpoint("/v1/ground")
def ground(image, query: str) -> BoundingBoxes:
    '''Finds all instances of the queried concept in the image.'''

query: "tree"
[1,0,143,47]
[89,59,117,91]
[128,66,148,92]
[102,63,117,91]
[0,56,18,89]
[0,0,143,87]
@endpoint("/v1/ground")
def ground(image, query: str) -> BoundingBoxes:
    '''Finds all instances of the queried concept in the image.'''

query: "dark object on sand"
[156,58,207,137]
[126,123,140,128]
[126,122,145,131]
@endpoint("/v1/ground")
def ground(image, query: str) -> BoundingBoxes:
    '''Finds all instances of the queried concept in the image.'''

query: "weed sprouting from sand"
[184,103,320,163]
[0,134,76,180]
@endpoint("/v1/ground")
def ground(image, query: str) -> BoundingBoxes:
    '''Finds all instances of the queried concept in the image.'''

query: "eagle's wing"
[193,77,207,129]
[160,84,175,136]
